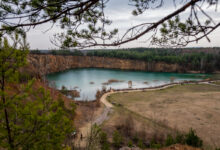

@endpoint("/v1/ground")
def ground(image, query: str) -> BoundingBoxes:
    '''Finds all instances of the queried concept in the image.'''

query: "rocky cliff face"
[27,54,192,76]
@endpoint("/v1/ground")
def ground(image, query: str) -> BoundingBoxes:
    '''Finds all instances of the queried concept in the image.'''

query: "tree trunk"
[1,72,14,149]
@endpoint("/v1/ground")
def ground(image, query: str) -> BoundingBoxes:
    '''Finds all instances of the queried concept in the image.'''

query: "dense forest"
[30,48,220,73]
[31,49,84,56]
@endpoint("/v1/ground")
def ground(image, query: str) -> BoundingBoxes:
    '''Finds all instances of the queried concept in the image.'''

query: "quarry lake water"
[46,68,210,101]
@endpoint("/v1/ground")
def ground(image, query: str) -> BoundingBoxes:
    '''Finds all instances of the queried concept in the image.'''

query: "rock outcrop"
[27,54,196,76]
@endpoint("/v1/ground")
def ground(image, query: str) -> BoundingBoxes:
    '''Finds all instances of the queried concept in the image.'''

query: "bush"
[137,139,146,149]
[175,132,184,144]
[18,72,32,82]
[100,131,110,150]
[113,130,123,148]
[127,140,133,148]
[165,134,175,146]
[150,139,161,149]
[61,85,68,95]
[164,129,203,148]
[184,128,203,147]
[150,142,161,149]
[132,134,139,144]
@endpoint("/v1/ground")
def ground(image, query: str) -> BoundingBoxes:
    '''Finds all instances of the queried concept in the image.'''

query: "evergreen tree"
[0,34,75,149]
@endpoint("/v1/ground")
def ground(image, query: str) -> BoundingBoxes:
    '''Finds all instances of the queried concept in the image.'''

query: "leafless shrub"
[85,124,103,150]
[120,116,135,137]
[102,86,107,92]
[95,90,102,100]
[128,81,132,88]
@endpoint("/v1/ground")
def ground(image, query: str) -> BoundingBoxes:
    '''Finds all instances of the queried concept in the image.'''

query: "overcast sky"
[26,0,220,50]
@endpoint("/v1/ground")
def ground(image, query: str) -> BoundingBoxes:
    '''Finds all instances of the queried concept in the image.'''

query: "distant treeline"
[30,49,84,56]
[30,48,220,72]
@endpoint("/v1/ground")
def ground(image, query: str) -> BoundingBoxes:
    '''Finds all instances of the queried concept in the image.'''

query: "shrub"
[150,143,161,149]
[86,124,102,150]
[132,134,139,144]
[165,134,175,146]
[95,90,102,100]
[61,85,68,95]
[127,140,133,148]
[150,139,161,149]
[100,131,110,150]
[120,116,134,137]
[184,128,203,147]
[18,72,32,82]
[137,139,146,149]
[113,130,123,148]
[175,132,184,144]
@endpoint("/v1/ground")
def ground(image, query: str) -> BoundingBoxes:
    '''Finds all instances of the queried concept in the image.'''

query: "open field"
[106,84,220,149]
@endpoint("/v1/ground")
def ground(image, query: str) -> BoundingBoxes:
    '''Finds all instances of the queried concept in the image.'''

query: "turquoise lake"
[46,68,210,101]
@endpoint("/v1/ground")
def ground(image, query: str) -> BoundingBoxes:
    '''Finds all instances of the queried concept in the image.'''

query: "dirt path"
[100,92,114,108]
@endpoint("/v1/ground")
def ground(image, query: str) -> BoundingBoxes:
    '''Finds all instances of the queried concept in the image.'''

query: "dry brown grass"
[158,144,202,150]
[213,81,220,85]
[106,84,220,148]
